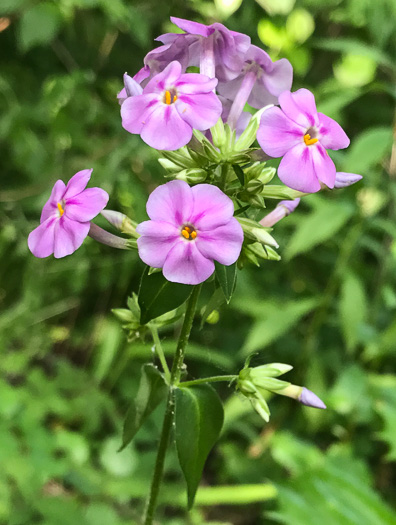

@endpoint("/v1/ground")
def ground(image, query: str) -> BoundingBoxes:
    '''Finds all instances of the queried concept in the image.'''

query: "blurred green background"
[0,0,395,523]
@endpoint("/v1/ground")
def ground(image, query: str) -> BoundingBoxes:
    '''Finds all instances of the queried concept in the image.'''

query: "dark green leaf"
[18,3,62,52]
[234,204,251,216]
[138,267,192,324]
[175,384,224,508]
[215,262,237,304]
[120,364,167,450]
[233,164,245,186]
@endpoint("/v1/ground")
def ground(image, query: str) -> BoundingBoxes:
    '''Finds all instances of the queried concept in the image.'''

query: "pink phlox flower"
[28,169,109,259]
[156,17,251,82]
[257,89,350,193]
[121,61,222,151]
[218,45,293,109]
[136,180,244,285]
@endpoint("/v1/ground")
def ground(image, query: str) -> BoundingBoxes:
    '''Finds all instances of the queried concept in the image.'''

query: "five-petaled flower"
[136,180,244,285]
[28,169,109,259]
[257,88,350,193]
[121,61,222,151]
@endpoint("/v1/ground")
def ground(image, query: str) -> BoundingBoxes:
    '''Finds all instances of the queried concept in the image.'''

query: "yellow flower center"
[164,90,178,105]
[57,202,65,216]
[303,133,318,146]
[181,225,197,240]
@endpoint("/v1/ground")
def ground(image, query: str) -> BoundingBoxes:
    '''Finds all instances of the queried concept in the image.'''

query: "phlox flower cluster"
[28,15,361,288]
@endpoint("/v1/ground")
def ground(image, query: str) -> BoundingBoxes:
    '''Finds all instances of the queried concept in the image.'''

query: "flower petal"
[144,61,182,94]
[310,143,337,189]
[53,216,90,258]
[279,89,318,129]
[257,106,303,158]
[146,180,193,226]
[318,113,350,150]
[170,16,214,37]
[141,104,192,150]
[190,184,235,230]
[196,218,243,265]
[40,179,66,222]
[136,220,180,267]
[121,94,160,135]
[63,169,93,200]
[278,143,322,193]
[262,57,293,97]
[176,73,218,94]
[163,240,215,285]
[334,172,363,188]
[28,216,57,258]
[65,188,109,222]
[176,92,222,131]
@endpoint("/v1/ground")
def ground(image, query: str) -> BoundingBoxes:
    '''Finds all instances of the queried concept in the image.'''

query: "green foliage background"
[0,0,395,523]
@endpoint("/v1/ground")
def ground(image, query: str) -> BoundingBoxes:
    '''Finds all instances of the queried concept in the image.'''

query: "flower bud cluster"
[112,293,184,340]
[237,362,326,422]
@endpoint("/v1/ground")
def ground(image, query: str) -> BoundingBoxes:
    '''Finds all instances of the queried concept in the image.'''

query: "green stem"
[179,375,237,388]
[144,285,202,525]
[149,324,171,383]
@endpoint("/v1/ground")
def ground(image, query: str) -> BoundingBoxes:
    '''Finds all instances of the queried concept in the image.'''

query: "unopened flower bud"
[245,242,280,262]
[123,73,142,98]
[101,210,138,237]
[210,117,226,149]
[246,179,264,195]
[334,172,363,189]
[244,163,276,185]
[261,185,305,200]
[298,387,327,409]
[158,158,181,173]
[235,105,273,152]
[276,384,326,409]
[260,198,300,227]
[174,168,207,184]
[238,217,279,248]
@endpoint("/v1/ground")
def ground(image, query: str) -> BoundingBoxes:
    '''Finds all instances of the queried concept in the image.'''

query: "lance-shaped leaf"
[215,261,237,304]
[175,384,224,508]
[120,364,168,450]
[138,267,192,324]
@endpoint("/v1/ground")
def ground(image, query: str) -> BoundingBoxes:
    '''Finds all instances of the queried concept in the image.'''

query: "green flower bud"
[261,185,305,200]
[210,117,226,149]
[237,218,279,248]
[174,168,208,184]
[246,179,264,194]
[234,105,273,151]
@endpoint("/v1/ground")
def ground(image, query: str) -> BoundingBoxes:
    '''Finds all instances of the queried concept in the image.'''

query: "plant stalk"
[144,284,202,524]
[179,375,237,388]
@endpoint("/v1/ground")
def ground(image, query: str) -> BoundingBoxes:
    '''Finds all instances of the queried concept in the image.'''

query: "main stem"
[144,285,202,525]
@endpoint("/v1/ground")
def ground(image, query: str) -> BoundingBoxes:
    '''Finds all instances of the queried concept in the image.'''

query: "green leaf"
[215,262,237,304]
[343,127,393,174]
[233,164,245,186]
[269,451,396,525]
[138,267,192,324]
[120,364,167,450]
[285,200,354,260]
[339,272,367,352]
[238,298,318,356]
[18,3,62,52]
[175,384,224,508]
